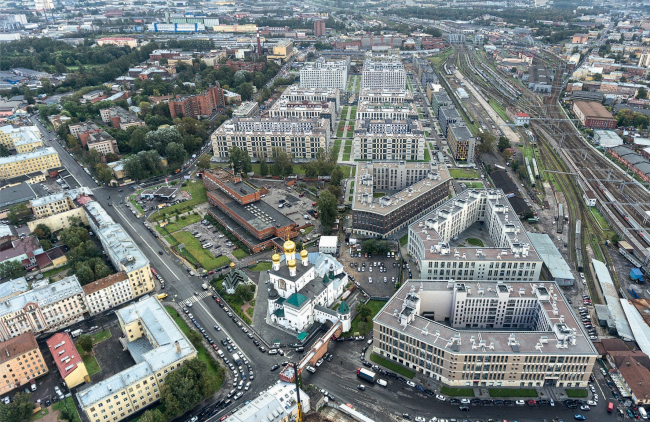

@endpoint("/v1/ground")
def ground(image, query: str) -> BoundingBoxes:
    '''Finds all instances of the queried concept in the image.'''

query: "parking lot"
[338,245,403,298]
[185,220,237,262]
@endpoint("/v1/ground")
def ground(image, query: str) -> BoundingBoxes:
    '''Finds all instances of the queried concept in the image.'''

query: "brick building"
[572,101,617,129]
[169,84,225,119]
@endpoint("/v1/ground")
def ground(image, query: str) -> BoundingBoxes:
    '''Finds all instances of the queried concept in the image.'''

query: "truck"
[71,329,83,338]
[232,353,243,366]
[201,283,209,290]
[631,268,644,283]
[356,367,377,383]
[607,402,614,413]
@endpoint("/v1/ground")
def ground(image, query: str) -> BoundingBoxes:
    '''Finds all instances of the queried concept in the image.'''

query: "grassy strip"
[75,344,100,376]
[249,262,272,271]
[489,99,510,123]
[400,234,408,246]
[212,278,251,324]
[165,234,179,247]
[340,166,352,178]
[466,238,484,246]
[165,307,225,384]
[91,329,111,344]
[152,181,207,222]
[130,196,144,214]
[52,397,81,422]
[156,214,202,235]
[590,207,611,230]
[32,408,49,420]
[449,168,480,179]
[172,231,231,270]
[343,300,385,337]
[440,387,475,397]
[369,353,415,379]
[233,249,248,259]
[488,388,538,398]
[566,389,589,398]
[42,264,71,278]
[424,148,431,162]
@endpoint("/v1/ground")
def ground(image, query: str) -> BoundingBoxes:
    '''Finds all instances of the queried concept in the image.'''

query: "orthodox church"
[267,238,351,334]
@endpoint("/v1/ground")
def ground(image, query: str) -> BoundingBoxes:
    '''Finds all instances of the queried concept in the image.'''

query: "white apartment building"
[280,85,340,112]
[29,187,92,219]
[359,88,413,104]
[356,101,418,121]
[408,189,543,282]
[353,119,425,161]
[362,56,406,90]
[211,117,330,161]
[299,58,348,90]
[269,98,336,130]
[82,272,135,316]
[0,276,86,342]
[225,381,310,422]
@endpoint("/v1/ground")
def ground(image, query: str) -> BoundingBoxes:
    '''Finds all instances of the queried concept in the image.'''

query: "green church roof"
[322,274,330,284]
[338,300,349,314]
[273,309,285,318]
[285,292,309,308]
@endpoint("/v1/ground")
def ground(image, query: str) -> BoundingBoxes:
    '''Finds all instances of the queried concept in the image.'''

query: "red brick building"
[169,84,225,119]
[572,101,617,129]
[314,19,326,36]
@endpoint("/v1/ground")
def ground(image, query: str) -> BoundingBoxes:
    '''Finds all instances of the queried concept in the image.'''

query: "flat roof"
[0,276,83,318]
[0,147,58,165]
[592,259,634,341]
[574,101,615,120]
[30,187,92,208]
[527,233,574,281]
[375,280,598,356]
[209,190,294,233]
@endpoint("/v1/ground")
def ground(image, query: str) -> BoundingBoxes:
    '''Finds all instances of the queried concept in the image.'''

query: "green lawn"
[400,234,408,246]
[369,353,415,379]
[172,231,231,270]
[424,148,431,162]
[249,262,272,271]
[212,278,251,324]
[156,213,202,236]
[91,329,111,344]
[165,234,179,247]
[52,397,81,422]
[165,307,224,385]
[566,389,588,398]
[343,300,385,337]
[339,165,352,178]
[32,408,49,420]
[465,182,484,188]
[152,181,207,222]
[449,168,480,179]
[233,249,249,259]
[466,238,484,247]
[488,388,538,398]
[75,344,100,376]
[590,207,611,230]
[130,196,143,214]
[489,99,510,123]
[440,387,475,397]
[373,192,386,198]
[42,264,71,278]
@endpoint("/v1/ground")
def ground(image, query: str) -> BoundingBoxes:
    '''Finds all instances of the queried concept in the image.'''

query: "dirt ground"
[38,408,61,422]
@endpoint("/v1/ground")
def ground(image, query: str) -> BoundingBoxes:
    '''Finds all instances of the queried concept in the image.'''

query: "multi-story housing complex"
[447,124,475,163]
[211,117,330,162]
[169,84,225,119]
[353,119,425,161]
[408,189,542,282]
[373,280,598,387]
[0,332,48,395]
[438,106,461,138]
[100,107,145,131]
[279,85,340,112]
[0,125,42,153]
[46,332,88,389]
[359,88,413,105]
[83,272,134,316]
[0,148,61,180]
[431,92,451,115]
[268,98,336,130]
[356,101,418,121]
[352,161,450,238]
[204,169,296,253]
[84,201,155,298]
[313,19,326,37]
[362,56,406,90]
[86,131,119,156]
[299,58,348,90]
[232,101,260,118]
[572,101,617,129]
[0,276,86,342]
[69,122,100,140]
[76,297,197,422]
[29,187,92,219]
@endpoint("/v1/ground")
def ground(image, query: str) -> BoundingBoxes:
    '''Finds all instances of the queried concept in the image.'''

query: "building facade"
[29,187,92,219]
[447,124,475,163]
[279,85,340,112]
[356,101,418,121]
[313,19,326,36]
[373,280,598,387]
[352,161,451,238]
[83,272,135,316]
[353,119,425,161]
[359,88,413,105]
[408,189,543,282]
[211,117,330,161]
[0,332,47,395]
[268,99,335,130]
[0,125,42,153]
[100,107,145,131]
[0,148,61,180]
[299,58,348,90]
[572,101,617,129]
[46,332,88,389]
[169,84,225,119]
[362,56,406,90]
[232,101,260,118]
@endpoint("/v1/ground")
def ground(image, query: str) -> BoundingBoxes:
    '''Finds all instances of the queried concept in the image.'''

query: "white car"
[406,380,416,387]
[587,400,597,406]
[415,418,426,422]
[436,394,446,401]
[316,358,324,367]
[186,300,192,307]
[515,400,525,405]
[460,398,471,404]
[306,366,316,373]
[244,382,251,391]
[368,277,372,283]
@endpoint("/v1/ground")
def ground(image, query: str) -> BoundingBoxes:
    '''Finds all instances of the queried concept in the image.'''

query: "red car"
[208,270,215,275]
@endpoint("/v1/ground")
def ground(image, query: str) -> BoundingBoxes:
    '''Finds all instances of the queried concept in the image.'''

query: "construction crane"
[294,362,304,422]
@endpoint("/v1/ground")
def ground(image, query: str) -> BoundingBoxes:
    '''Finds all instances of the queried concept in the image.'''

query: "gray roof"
[592,259,634,341]
[30,187,92,208]
[0,182,36,208]
[0,276,83,318]
[77,297,196,408]
[208,191,294,234]
[527,233,574,282]
[227,382,308,422]
[0,277,28,301]
[0,147,58,166]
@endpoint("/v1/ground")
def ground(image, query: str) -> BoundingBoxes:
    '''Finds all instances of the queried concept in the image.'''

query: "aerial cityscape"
[0,0,650,421]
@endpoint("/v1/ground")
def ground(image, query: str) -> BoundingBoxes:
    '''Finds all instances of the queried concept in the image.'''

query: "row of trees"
[616,108,650,129]
[59,223,113,285]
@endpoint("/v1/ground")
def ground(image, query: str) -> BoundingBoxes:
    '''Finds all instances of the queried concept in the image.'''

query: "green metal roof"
[338,300,349,314]
[285,292,309,308]
[297,332,308,341]
[273,309,285,318]
[322,274,330,284]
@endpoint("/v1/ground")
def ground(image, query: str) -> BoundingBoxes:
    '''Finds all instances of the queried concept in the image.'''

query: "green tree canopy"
[318,191,338,235]
[161,359,217,419]
[77,334,93,353]
[0,261,25,280]
[0,392,34,422]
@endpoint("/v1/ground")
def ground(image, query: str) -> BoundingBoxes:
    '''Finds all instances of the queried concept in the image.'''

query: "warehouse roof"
[528,233,575,283]
[592,259,633,341]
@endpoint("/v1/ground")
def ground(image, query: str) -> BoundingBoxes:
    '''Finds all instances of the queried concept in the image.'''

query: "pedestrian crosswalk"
[183,291,212,305]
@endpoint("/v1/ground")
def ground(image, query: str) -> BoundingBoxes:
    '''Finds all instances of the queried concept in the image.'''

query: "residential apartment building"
[29,187,92,219]
[353,119,425,161]
[0,276,86,342]
[76,297,197,422]
[46,332,88,389]
[100,107,145,131]
[169,84,225,119]
[268,99,336,130]
[211,117,330,161]
[447,124,475,163]
[0,125,43,153]
[408,189,543,282]
[83,272,134,316]
[299,58,348,90]
[225,382,310,422]
[572,101,617,129]
[359,88,413,105]
[232,101,260,118]
[0,148,61,180]
[352,161,450,238]
[279,85,340,112]
[0,332,48,395]
[438,106,461,138]
[87,131,119,155]
[97,37,137,48]
[84,201,155,298]
[356,101,418,121]
[362,56,406,90]
[69,122,100,140]
[373,280,598,387]
[313,19,326,36]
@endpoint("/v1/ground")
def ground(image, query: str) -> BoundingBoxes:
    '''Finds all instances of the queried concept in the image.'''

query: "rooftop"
[0,332,39,365]
[0,147,58,166]
[30,187,92,208]
[208,190,295,234]
[574,100,615,120]
[527,233,574,282]
[82,272,128,295]
[226,381,309,422]
[46,332,83,378]
[0,276,83,318]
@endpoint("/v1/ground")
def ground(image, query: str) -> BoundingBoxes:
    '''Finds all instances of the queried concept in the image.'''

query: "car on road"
[460,398,470,404]
[402,414,413,421]
[357,384,365,391]
[306,366,316,373]
[315,358,324,367]
[414,418,425,422]
[270,364,279,371]
[574,415,585,421]
[435,394,445,401]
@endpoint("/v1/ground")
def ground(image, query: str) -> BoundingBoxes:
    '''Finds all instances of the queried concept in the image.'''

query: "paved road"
[30,116,298,420]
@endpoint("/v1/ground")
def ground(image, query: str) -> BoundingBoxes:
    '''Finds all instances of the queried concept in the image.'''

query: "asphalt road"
[29,116,297,420]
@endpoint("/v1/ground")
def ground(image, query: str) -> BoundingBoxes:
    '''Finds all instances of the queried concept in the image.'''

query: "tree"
[145,127,184,156]
[356,302,372,321]
[0,261,25,280]
[33,224,52,240]
[330,166,344,186]
[593,73,603,81]
[318,191,338,235]
[95,163,114,184]
[197,154,211,171]
[620,76,627,83]
[74,264,95,285]
[497,136,511,152]
[259,159,269,176]
[166,142,186,165]
[637,87,648,100]
[139,409,167,422]
[0,392,34,422]
[161,359,217,419]
[237,82,254,101]
[123,155,144,180]
[235,283,254,302]
[476,131,495,154]
[187,329,203,350]
[77,334,93,353]
[0,144,9,157]
[271,147,293,177]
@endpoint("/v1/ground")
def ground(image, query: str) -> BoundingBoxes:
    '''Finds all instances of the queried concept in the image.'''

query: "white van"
[376,379,387,387]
